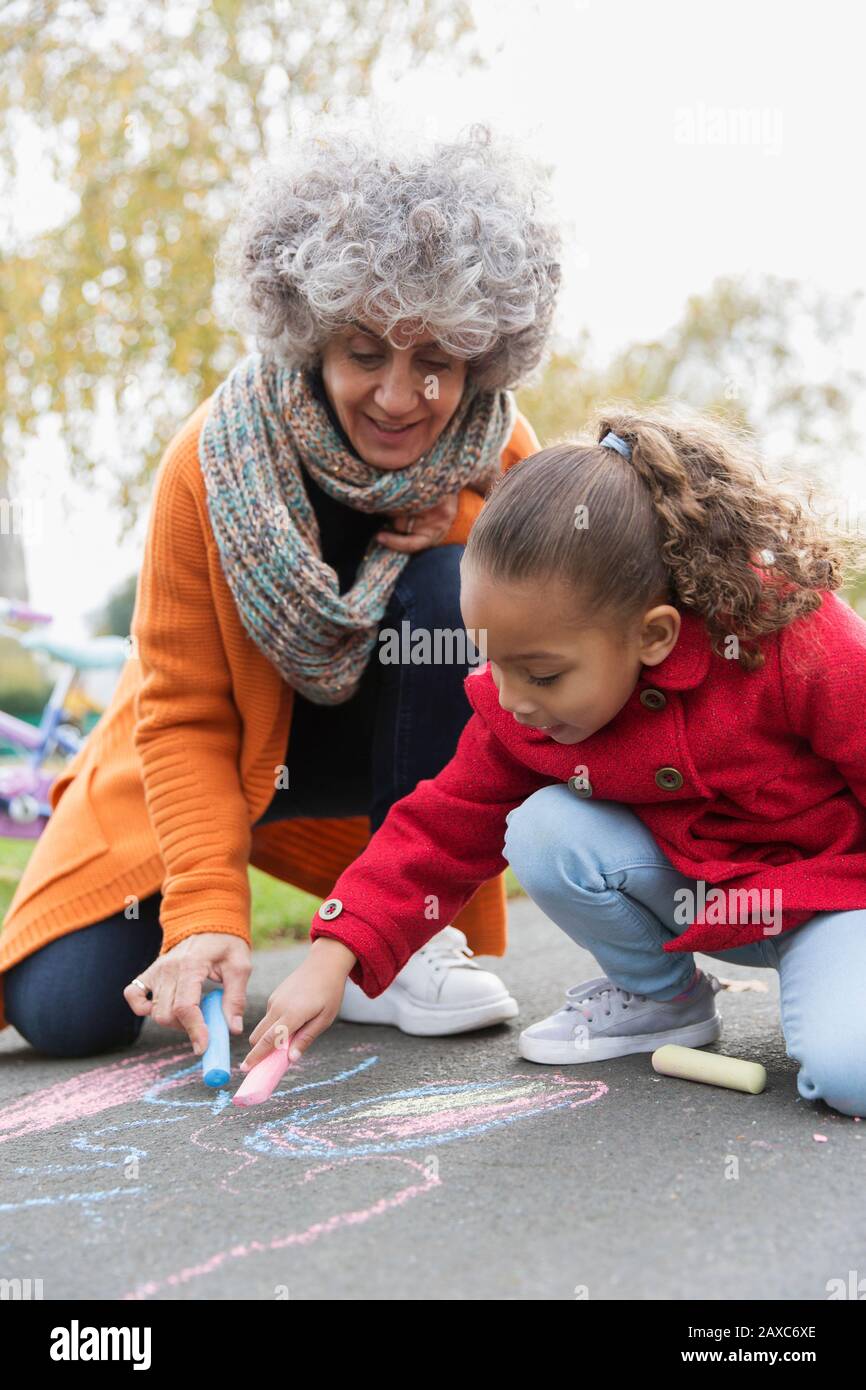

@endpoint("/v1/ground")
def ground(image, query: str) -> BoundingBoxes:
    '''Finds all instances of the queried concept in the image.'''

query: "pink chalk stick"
[232,1044,291,1107]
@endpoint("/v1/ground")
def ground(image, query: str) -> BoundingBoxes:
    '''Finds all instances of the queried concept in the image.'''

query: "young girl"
[241,404,866,1118]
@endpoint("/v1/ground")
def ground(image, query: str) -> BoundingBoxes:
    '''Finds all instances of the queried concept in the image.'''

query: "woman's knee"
[390,543,464,625]
[3,911,160,1059]
[9,1000,144,1059]
[5,966,145,1057]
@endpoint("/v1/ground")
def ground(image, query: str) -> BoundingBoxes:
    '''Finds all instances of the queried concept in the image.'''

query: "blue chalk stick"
[201,987,231,1087]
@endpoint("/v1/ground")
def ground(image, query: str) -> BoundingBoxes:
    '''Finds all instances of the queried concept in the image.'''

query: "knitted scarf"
[198,352,517,704]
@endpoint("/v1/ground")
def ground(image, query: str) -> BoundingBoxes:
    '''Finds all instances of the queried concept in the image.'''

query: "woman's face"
[320,319,468,470]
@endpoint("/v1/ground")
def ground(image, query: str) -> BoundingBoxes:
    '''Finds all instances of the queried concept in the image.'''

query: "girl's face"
[459,562,681,745]
[320,319,467,470]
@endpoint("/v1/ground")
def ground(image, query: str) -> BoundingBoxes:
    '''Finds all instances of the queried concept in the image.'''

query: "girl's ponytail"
[596,406,853,670]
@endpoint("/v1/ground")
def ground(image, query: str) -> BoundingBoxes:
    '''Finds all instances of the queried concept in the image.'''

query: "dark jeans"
[4,545,475,1057]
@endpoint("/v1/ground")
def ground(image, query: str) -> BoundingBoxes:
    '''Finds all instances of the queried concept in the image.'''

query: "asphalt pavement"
[0,897,861,1301]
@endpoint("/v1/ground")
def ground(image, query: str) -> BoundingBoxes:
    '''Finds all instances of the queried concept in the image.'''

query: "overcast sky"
[11,0,866,635]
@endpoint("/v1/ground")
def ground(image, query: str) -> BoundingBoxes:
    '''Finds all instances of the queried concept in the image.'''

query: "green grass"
[0,837,525,945]
[0,837,33,921]
[247,867,323,947]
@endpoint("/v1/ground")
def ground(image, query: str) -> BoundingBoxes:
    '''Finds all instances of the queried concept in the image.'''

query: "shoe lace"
[562,979,643,1022]
[417,927,478,974]
[561,970,721,1021]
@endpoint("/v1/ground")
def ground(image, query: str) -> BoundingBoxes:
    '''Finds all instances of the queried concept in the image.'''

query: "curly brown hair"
[463,401,866,673]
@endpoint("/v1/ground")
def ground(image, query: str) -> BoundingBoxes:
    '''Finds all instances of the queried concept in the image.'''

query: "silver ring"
[132,978,152,998]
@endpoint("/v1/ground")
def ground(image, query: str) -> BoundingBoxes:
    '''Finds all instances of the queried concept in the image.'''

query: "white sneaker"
[338,926,519,1036]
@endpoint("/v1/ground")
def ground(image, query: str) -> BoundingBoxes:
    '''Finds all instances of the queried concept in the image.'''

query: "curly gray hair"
[216,122,562,390]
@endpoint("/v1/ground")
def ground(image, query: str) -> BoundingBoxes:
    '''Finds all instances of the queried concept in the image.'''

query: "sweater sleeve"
[309,692,547,995]
[131,429,253,954]
[778,589,866,806]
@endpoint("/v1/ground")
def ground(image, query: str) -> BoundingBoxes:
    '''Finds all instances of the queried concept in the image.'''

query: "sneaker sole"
[339,993,520,1036]
[518,1012,722,1064]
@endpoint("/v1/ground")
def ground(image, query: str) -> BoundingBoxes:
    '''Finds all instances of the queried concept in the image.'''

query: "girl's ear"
[637,606,681,667]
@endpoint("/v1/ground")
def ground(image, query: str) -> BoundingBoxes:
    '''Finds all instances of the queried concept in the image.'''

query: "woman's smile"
[363,414,425,443]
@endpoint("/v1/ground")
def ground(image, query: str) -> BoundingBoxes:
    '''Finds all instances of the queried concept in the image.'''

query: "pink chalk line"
[0,1046,188,1144]
[122,1155,439,1299]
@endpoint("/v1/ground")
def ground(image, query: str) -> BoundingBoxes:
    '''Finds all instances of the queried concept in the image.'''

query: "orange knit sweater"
[0,393,539,1029]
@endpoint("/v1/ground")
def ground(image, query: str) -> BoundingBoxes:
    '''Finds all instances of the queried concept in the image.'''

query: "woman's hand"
[240,938,357,1070]
[123,932,252,1054]
[376,492,460,553]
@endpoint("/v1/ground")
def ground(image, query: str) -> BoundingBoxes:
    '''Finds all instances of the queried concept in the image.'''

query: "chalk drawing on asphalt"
[0,1045,608,1294]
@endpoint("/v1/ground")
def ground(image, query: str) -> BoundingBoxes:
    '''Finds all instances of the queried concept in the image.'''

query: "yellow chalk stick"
[651,1044,767,1094]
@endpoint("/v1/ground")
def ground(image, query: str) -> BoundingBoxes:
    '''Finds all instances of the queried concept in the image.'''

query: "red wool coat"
[311,589,866,996]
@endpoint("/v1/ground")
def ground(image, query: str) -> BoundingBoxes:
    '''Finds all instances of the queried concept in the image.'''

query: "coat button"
[567,774,593,797]
[640,688,667,710]
[318,897,343,920]
[655,767,684,791]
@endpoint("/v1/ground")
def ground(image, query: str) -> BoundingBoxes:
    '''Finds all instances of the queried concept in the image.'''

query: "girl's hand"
[376,492,460,553]
[123,932,252,1053]
[241,938,357,1070]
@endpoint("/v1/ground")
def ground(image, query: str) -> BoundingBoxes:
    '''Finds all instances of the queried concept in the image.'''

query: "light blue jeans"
[502,785,866,1117]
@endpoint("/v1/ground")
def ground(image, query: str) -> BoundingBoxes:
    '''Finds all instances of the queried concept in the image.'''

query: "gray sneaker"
[519,970,724,1064]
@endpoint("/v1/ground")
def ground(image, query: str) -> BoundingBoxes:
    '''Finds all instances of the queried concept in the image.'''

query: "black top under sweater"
[304,367,390,594]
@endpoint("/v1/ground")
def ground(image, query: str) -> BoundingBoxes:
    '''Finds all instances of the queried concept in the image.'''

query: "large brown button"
[640,688,667,710]
[655,767,684,791]
[567,774,593,798]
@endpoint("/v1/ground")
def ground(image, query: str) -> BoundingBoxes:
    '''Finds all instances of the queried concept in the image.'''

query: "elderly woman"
[0,125,560,1058]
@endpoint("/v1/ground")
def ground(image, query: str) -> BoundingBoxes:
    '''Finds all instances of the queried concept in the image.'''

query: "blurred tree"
[0,0,481,534]
[0,527,28,602]
[841,567,866,619]
[91,571,138,637]
[519,274,865,477]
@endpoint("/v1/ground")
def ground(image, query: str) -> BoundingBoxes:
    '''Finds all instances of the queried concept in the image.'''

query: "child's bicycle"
[0,598,128,839]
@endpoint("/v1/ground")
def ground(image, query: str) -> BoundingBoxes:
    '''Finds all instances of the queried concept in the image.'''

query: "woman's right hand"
[123,932,252,1054]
